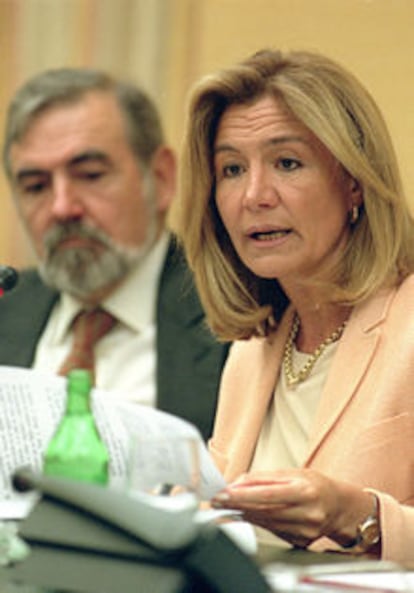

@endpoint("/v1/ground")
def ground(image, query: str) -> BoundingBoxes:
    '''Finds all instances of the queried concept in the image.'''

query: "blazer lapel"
[0,270,58,367]
[224,310,294,479]
[156,238,229,439]
[304,286,397,465]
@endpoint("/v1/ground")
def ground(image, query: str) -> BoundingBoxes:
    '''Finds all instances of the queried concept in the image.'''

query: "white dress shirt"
[33,233,170,406]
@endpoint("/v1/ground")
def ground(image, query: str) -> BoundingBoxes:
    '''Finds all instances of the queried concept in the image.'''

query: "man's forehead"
[10,98,127,167]
[19,91,122,139]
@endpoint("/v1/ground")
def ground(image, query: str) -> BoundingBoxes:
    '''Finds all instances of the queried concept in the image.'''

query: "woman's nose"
[243,167,280,209]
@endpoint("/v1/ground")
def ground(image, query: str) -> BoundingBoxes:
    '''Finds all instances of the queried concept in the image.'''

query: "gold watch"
[343,494,381,553]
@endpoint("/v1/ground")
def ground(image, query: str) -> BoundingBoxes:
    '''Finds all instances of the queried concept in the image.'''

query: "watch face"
[361,518,380,546]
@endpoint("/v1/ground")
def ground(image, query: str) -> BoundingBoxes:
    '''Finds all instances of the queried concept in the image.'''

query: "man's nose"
[50,176,84,220]
[243,167,280,209]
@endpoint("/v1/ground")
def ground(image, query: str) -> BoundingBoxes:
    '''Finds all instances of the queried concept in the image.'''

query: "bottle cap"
[67,369,93,393]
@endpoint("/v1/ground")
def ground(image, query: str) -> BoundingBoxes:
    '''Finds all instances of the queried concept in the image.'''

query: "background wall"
[1,0,413,268]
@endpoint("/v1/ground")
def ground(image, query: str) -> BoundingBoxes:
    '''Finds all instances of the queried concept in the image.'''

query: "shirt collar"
[104,232,169,331]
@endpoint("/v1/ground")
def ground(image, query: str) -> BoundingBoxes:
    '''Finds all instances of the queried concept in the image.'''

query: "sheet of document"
[263,560,414,592]
[0,366,226,518]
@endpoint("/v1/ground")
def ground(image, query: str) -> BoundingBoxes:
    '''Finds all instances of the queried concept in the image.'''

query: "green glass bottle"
[43,369,109,485]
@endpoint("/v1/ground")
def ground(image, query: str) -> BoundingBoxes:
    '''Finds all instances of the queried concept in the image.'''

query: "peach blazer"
[209,275,414,564]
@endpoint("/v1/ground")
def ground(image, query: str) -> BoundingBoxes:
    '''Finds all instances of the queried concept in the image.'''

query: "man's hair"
[172,49,414,341]
[3,67,164,177]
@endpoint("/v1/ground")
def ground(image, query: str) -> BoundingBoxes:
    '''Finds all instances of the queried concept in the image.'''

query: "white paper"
[0,365,226,518]
[263,561,413,592]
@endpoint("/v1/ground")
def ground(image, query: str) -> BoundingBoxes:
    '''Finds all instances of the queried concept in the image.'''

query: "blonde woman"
[173,49,414,563]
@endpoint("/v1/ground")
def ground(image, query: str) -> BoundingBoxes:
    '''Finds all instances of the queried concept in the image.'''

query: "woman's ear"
[348,176,363,208]
[347,177,363,225]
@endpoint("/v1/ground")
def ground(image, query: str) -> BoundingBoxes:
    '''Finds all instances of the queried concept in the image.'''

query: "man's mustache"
[44,222,110,254]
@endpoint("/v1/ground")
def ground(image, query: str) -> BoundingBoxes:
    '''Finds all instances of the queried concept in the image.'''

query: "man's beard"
[38,218,158,300]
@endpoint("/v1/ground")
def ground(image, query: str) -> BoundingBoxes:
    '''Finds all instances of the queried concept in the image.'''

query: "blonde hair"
[172,49,414,341]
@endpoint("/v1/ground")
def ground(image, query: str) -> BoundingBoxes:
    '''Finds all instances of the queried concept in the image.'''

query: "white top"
[250,341,339,547]
[33,233,170,406]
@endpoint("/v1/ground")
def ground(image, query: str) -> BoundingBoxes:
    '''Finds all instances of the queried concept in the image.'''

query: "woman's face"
[213,95,361,288]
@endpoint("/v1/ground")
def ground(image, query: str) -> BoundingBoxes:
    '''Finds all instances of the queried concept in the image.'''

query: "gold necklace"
[283,314,347,388]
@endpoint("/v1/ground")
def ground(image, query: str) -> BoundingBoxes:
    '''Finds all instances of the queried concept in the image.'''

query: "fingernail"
[213,492,230,502]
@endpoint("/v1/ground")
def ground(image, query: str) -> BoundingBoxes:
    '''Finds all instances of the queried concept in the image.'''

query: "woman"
[172,49,414,563]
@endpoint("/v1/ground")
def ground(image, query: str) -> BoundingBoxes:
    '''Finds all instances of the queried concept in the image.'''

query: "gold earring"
[350,204,359,224]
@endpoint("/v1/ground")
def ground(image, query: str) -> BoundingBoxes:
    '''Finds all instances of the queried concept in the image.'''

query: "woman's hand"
[211,468,375,549]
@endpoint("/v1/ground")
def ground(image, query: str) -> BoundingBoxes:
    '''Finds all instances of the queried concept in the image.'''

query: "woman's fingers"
[211,469,342,547]
[213,474,312,507]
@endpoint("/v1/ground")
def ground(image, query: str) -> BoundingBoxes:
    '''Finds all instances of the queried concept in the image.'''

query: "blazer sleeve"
[378,491,414,564]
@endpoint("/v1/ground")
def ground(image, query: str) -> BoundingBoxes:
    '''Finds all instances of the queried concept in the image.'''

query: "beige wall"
[1,0,413,268]
[164,0,414,205]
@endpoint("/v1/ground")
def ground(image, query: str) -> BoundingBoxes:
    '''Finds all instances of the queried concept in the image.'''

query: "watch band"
[342,493,381,554]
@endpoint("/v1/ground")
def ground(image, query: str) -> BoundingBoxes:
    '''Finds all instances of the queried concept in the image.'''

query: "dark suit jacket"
[0,241,229,440]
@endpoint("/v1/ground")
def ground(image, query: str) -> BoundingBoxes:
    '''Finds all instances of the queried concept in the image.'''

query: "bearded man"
[1,68,228,440]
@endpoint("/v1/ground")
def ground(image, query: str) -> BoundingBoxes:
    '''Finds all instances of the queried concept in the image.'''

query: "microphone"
[0,266,18,296]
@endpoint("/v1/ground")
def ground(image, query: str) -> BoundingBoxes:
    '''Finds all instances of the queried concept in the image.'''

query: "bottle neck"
[66,389,91,414]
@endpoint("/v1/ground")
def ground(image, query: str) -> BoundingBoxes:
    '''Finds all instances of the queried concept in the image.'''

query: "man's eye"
[80,170,105,180]
[278,158,301,171]
[21,181,46,195]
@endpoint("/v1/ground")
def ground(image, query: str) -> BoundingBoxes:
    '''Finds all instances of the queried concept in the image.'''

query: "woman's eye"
[222,163,243,178]
[278,158,301,171]
[279,158,301,171]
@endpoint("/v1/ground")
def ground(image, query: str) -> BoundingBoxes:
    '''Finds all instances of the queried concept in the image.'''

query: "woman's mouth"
[250,229,291,241]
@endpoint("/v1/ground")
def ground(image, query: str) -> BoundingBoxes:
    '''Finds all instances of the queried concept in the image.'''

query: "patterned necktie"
[58,308,117,383]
